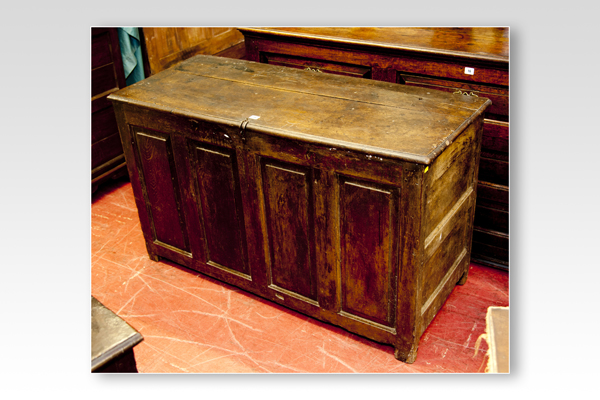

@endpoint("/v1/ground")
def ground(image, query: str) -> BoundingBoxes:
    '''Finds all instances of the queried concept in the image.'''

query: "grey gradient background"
[1,0,598,397]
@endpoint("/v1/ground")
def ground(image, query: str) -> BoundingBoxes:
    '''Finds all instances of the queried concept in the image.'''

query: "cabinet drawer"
[474,205,508,233]
[478,157,508,187]
[92,101,119,143]
[262,52,371,78]
[477,182,508,209]
[92,132,124,169]
[394,55,508,86]
[398,73,508,120]
[482,120,509,161]
[92,63,118,98]
[92,30,114,69]
[472,228,509,267]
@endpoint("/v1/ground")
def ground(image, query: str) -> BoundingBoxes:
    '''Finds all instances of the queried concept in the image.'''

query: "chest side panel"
[419,117,483,335]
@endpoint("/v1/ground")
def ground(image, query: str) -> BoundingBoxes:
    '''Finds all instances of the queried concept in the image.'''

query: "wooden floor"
[91,176,509,373]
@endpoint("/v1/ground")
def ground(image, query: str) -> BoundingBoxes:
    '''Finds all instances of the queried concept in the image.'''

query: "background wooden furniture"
[91,296,143,372]
[109,55,490,362]
[240,27,509,270]
[91,28,128,192]
[141,27,245,76]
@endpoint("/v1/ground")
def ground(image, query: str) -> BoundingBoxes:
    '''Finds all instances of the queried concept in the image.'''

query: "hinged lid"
[109,55,491,164]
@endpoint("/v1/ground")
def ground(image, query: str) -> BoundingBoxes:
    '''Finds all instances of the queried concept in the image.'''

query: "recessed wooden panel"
[423,141,475,236]
[340,178,397,326]
[422,220,468,303]
[261,160,317,301]
[423,188,474,263]
[194,143,248,275]
[134,130,189,251]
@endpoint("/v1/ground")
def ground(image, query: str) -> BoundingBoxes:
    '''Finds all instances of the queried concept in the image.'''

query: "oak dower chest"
[108,55,490,363]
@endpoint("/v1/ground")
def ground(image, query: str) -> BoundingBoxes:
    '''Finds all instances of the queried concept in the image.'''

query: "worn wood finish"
[91,28,128,191]
[109,55,489,362]
[240,27,509,270]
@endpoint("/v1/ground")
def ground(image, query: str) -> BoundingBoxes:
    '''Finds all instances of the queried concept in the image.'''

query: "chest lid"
[109,55,490,164]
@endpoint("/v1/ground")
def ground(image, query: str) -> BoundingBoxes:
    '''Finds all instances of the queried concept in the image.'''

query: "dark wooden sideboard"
[109,55,490,362]
[240,27,509,270]
[92,28,128,191]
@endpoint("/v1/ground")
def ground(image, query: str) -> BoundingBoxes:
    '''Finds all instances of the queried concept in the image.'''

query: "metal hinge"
[239,117,250,143]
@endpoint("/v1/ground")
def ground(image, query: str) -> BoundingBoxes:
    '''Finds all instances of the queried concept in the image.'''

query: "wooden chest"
[108,55,490,362]
[240,27,509,270]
